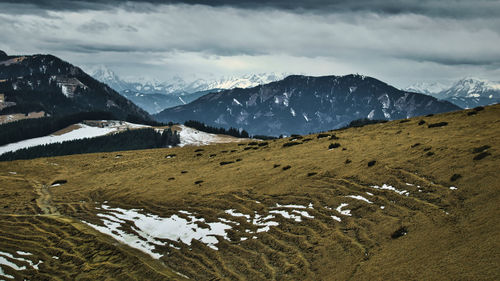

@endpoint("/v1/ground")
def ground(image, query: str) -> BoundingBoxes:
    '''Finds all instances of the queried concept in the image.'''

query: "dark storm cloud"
[0,0,499,86]
[1,0,500,18]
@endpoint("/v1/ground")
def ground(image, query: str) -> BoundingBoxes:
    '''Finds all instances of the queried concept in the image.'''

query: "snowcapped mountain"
[404,81,451,96]
[155,74,460,136]
[89,65,287,113]
[438,78,500,99]
[89,65,287,95]
[405,78,500,109]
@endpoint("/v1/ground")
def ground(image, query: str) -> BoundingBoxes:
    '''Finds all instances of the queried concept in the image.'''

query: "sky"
[0,0,499,88]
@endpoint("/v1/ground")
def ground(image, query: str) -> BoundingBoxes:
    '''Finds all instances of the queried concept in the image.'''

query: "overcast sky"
[0,0,499,87]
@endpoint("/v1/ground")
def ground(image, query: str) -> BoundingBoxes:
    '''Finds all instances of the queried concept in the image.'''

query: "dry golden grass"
[0,105,499,280]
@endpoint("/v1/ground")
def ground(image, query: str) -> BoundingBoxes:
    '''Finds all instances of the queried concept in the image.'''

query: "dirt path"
[31,179,60,215]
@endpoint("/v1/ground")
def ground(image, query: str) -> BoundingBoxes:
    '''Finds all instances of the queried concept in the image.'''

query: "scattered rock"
[194,149,204,152]
[194,180,204,185]
[258,142,268,146]
[307,172,317,177]
[423,147,432,151]
[51,180,67,186]
[473,106,484,112]
[345,159,352,164]
[428,122,448,128]
[283,142,301,148]
[473,152,491,161]
[329,143,341,149]
[196,153,202,157]
[273,164,281,168]
[209,154,217,158]
[220,161,235,166]
[472,145,491,154]
[411,143,421,148]
[181,171,188,174]
[467,111,478,116]
[165,154,176,159]
[426,151,435,157]
[418,120,426,126]
[399,119,410,123]
[330,134,339,140]
[317,133,329,139]
[282,165,291,171]
[168,177,175,181]
[391,226,408,239]
[367,160,376,167]
[450,174,461,182]
[236,159,242,162]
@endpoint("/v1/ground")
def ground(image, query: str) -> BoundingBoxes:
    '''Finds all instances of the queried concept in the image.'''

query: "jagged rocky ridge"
[155,74,460,136]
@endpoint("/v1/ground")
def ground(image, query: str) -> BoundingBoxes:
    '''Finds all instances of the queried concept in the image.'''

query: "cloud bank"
[0,0,498,87]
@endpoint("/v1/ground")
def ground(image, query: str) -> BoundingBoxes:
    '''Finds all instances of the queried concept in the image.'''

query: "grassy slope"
[0,105,499,280]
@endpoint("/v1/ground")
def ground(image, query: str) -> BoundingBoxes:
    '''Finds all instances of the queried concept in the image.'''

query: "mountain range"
[89,65,287,113]
[0,51,150,122]
[155,74,460,136]
[405,78,500,108]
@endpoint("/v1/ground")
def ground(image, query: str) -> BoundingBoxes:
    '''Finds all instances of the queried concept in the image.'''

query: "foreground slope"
[0,105,498,280]
[155,74,460,136]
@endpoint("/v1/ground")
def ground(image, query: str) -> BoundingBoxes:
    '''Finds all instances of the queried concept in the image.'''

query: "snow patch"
[84,206,233,257]
[269,210,302,222]
[345,195,373,204]
[331,216,342,222]
[370,184,410,196]
[367,110,375,119]
[336,203,352,216]
[0,121,149,155]
[302,113,309,122]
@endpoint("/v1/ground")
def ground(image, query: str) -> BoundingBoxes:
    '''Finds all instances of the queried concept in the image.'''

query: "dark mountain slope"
[0,51,150,122]
[155,74,460,136]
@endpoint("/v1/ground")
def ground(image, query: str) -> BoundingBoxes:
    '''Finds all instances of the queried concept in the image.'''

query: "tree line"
[184,120,249,138]
[0,128,180,162]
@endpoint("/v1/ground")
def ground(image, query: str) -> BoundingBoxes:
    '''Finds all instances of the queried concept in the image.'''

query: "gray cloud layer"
[0,1,498,87]
[2,0,500,18]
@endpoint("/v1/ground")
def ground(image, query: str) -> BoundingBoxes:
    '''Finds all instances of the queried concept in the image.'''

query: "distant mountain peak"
[441,77,500,99]
[89,66,288,96]
[404,81,451,95]
[155,74,459,136]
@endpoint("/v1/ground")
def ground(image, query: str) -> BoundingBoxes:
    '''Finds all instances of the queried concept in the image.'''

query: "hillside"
[155,74,460,136]
[0,104,498,280]
[0,51,151,122]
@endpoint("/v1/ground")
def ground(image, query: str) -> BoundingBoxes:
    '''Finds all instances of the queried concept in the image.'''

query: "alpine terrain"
[155,74,460,136]
[0,104,498,280]
[0,51,151,123]
[405,78,500,109]
[90,65,287,113]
